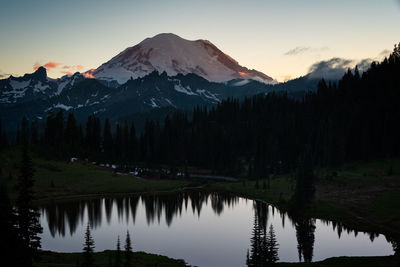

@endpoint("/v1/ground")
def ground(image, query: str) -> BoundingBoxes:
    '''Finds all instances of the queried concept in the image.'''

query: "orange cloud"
[76,65,84,70]
[83,69,95,79]
[62,65,71,69]
[33,61,61,71]
[44,62,61,69]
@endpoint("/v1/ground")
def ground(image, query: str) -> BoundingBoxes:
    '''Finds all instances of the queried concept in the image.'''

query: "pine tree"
[294,148,315,204]
[103,118,113,160]
[82,223,95,267]
[266,225,279,264]
[30,120,39,145]
[115,236,121,267]
[16,146,42,267]
[21,117,30,146]
[124,231,132,267]
[65,113,79,156]
[128,122,137,163]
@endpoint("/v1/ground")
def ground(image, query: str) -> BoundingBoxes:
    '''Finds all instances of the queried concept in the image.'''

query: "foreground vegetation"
[35,250,188,267]
[34,251,397,267]
[0,147,200,201]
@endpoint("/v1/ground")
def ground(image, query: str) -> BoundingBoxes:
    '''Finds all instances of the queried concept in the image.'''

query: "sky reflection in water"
[39,192,394,267]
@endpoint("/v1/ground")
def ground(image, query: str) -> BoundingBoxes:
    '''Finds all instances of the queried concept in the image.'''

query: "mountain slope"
[93,33,274,84]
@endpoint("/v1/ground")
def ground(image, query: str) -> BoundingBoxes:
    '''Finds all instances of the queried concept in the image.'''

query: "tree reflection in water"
[39,191,398,264]
[40,191,239,237]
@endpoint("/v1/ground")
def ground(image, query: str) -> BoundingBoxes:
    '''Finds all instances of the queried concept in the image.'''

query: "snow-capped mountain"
[1,33,322,132]
[93,33,274,84]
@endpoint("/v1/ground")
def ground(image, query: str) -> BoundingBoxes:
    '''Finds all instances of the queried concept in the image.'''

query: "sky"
[0,0,399,82]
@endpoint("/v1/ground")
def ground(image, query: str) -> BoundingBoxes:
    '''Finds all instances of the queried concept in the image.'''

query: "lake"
[39,191,395,266]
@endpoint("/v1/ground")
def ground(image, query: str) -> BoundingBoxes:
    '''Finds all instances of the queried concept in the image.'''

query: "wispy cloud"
[284,46,328,56]
[284,47,311,56]
[62,64,85,72]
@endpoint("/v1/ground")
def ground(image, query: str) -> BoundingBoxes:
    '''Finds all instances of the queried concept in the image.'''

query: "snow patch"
[174,84,197,95]
[54,103,73,111]
[164,98,176,107]
[231,79,250,86]
[150,97,159,108]
[196,89,220,102]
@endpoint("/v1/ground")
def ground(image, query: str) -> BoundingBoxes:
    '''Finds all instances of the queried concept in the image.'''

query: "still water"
[39,191,395,267]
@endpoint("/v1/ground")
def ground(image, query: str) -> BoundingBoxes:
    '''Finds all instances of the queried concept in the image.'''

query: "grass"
[35,250,188,267]
[0,147,200,201]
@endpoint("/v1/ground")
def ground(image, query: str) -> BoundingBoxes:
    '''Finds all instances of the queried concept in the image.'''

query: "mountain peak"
[33,66,47,81]
[93,33,274,84]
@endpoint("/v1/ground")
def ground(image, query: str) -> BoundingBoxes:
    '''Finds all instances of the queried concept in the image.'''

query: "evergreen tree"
[294,148,315,204]
[30,120,39,145]
[124,231,132,267]
[115,236,121,267]
[65,113,80,157]
[103,118,113,160]
[82,223,95,267]
[21,117,30,146]
[295,218,316,263]
[266,225,279,264]
[128,122,137,163]
[16,146,42,267]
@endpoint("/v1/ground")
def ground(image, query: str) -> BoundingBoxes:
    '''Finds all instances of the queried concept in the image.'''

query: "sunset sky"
[1,0,399,82]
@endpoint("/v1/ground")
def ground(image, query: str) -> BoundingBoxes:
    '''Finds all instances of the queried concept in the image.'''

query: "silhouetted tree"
[266,225,279,264]
[115,236,121,267]
[295,218,316,263]
[16,146,42,267]
[294,148,315,204]
[82,223,95,267]
[103,118,113,160]
[124,231,132,267]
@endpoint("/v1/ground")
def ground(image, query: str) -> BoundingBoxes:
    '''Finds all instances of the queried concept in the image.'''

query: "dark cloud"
[284,46,328,56]
[379,49,391,57]
[307,57,373,80]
